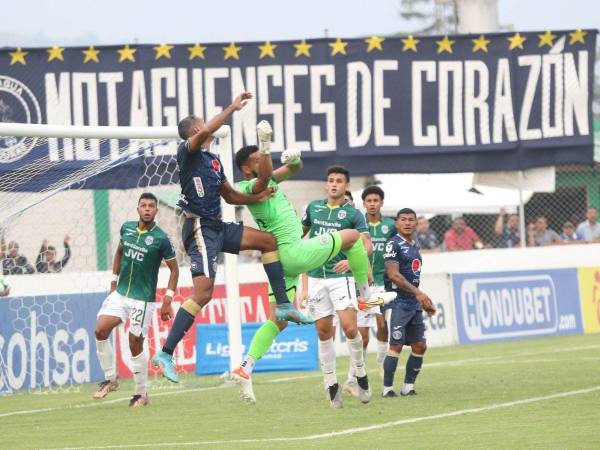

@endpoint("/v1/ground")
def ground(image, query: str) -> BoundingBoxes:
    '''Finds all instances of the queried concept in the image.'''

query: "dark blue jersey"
[383,234,422,310]
[177,141,227,218]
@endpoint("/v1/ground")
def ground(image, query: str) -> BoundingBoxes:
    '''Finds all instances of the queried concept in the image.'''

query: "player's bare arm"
[385,261,436,316]
[160,258,179,321]
[220,180,273,205]
[361,232,373,256]
[110,243,123,293]
[187,92,252,152]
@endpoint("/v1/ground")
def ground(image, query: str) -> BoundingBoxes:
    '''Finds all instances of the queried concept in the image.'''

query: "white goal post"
[0,122,243,376]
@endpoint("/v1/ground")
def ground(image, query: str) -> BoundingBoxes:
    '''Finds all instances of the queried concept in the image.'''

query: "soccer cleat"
[327,383,343,409]
[231,367,256,404]
[93,379,119,399]
[356,375,372,404]
[382,390,398,398]
[128,394,150,407]
[401,389,417,396]
[275,303,314,324]
[151,350,179,383]
[357,291,397,311]
[342,380,359,398]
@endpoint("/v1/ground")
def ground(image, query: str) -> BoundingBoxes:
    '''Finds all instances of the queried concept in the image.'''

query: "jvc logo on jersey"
[124,247,145,262]
[459,275,559,341]
[372,242,385,252]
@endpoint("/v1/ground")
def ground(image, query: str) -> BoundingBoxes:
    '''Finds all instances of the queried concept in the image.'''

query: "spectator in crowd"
[443,216,483,251]
[559,222,582,243]
[494,208,521,248]
[416,216,440,252]
[2,241,35,275]
[36,236,71,273]
[527,216,561,247]
[576,207,600,242]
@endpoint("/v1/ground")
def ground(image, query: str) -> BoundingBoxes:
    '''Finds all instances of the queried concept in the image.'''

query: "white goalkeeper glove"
[256,120,272,154]
[281,148,302,165]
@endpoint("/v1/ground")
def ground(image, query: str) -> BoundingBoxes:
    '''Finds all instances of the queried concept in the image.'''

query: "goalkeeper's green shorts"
[267,232,342,303]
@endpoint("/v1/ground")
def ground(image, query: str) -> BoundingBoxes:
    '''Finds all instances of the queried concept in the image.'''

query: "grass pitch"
[2,333,600,449]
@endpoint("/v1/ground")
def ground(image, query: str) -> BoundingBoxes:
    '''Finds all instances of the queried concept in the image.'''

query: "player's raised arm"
[251,120,275,193]
[385,261,436,316]
[161,258,179,321]
[185,92,252,152]
[273,148,303,183]
[220,181,273,205]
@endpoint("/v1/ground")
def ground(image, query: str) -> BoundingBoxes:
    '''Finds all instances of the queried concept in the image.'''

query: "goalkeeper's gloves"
[256,120,273,154]
[281,148,302,165]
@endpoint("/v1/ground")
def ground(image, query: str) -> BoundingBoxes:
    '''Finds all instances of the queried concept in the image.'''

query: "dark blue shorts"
[388,305,426,346]
[182,217,243,278]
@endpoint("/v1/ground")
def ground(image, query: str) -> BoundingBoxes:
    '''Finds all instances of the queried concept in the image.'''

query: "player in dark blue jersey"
[153,92,311,383]
[381,208,436,398]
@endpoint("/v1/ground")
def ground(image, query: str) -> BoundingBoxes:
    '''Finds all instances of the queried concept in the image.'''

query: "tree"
[398,0,457,36]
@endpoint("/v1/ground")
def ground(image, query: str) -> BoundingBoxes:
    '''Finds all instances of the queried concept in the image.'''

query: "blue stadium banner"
[0,293,105,391]
[0,30,596,187]
[195,322,319,375]
[452,269,583,344]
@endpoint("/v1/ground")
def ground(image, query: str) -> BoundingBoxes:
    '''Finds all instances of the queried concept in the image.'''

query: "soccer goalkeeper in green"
[231,121,394,404]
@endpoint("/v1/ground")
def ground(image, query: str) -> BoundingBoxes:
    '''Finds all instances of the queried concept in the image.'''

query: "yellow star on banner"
[436,35,455,54]
[223,42,241,60]
[401,35,419,52]
[472,35,490,53]
[47,46,65,62]
[188,43,206,60]
[9,48,28,65]
[329,38,348,56]
[117,45,136,62]
[365,36,384,52]
[569,28,587,45]
[154,43,174,60]
[538,31,556,47]
[508,32,526,50]
[293,39,312,58]
[82,46,100,63]
[258,41,277,59]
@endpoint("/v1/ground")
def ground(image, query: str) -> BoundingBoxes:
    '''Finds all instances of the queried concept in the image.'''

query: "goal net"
[0,123,242,395]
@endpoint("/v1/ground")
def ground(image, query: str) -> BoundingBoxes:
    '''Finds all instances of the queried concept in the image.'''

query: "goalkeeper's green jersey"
[116,221,176,302]
[238,178,303,246]
[302,199,368,279]
[368,216,397,286]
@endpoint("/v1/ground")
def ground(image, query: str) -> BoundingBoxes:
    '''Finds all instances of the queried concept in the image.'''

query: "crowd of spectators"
[1,236,71,275]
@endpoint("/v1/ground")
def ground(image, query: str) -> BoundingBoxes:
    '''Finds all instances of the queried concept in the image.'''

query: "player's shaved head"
[235,145,259,171]
[178,115,203,140]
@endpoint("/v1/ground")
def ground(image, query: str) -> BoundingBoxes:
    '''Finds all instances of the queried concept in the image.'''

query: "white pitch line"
[2,342,599,419]
[52,385,600,450]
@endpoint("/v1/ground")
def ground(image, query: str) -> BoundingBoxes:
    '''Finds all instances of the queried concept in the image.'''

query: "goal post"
[0,122,243,392]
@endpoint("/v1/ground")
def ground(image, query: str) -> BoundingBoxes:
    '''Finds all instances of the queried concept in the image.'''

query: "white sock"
[96,339,116,382]
[318,338,337,388]
[131,351,148,396]
[383,385,395,394]
[402,383,415,394]
[241,355,256,376]
[347,345,368,382]
[356,283,371,300]
[376,339,388,366]
[346,334,366,378]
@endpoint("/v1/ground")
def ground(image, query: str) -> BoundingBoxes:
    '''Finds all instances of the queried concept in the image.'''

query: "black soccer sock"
[404,352,424,384]
[262,252,289,305]
[162,300,199,355]
[383,351,400,388]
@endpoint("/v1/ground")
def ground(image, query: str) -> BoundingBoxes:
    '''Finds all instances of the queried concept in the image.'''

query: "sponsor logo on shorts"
[191,262,198,270]
[392,326,403,340]
[145,236,154,245]
[337,210,346,220]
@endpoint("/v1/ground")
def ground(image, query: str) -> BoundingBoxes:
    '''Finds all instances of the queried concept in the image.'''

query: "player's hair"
[138,192,158,205]
[235,145,259,170]
[327,165,350,182]
[344,190,354,201]
[396,207,417,219]
[47,245,56,252]
[361,185,385,201]
[177,115,199,140]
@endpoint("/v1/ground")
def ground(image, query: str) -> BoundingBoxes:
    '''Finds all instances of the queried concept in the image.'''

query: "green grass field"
[2,333,600,449]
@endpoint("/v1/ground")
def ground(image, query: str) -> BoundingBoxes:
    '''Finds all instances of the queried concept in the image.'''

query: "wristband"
[165,289,175,298]
[111,273,118,282]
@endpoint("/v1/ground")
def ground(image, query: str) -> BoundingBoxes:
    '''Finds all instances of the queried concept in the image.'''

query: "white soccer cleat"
[327,383,343,409]
[280,148,302,165]
[342,380,359,398]
[231,367,256,404]
[358,291,396,310]
[356,375,372,404]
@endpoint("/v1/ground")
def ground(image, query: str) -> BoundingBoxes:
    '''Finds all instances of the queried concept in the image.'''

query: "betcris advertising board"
[453,269,583,344]
[196,323,319,375]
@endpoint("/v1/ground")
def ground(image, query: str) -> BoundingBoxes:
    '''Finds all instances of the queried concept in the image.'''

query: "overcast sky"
[0,0,598,48]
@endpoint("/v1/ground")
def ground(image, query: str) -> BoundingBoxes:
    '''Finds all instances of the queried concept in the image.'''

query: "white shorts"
[357,308,376,328]
[307,276,358,322]
[371,285,387,317]
[97,291,156,337]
